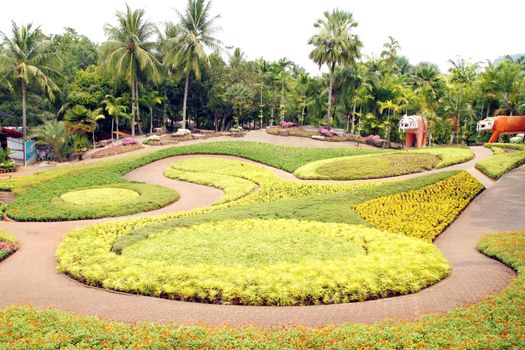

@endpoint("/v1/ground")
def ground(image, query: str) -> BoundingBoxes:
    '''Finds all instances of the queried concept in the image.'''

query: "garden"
[0,0,524,347]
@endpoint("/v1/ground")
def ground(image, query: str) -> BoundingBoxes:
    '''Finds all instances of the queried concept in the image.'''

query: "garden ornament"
[476,115,525,143]
[399,114,428,148]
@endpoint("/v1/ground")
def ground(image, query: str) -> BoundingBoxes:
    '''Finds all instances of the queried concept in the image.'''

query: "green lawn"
[476,143,525,179]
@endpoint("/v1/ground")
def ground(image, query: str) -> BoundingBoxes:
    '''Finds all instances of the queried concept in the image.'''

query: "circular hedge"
[294,153,441,180]
[58,219,450,306]
[40,183,179,220]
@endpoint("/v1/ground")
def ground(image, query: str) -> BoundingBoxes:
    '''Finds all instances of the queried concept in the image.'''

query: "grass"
[60,187,140,206]
[3,232,524,349]
[100,219,449,306]
[476,143,525,179]
[294,147,474,180]
[1,142,380,221]
[295,153,440,180]
[57,164,469,303]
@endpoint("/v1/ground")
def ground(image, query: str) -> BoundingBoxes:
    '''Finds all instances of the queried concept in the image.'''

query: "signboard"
[7,137,36,166]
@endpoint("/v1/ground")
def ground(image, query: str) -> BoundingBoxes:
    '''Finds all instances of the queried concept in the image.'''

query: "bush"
[476,143,525,179]
[0,229,17,262]
[5,232,525,349]
[353,172,484,241]
[279,121,296,128]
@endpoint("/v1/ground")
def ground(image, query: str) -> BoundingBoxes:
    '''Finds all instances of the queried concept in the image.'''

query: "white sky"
[1,0,524,75]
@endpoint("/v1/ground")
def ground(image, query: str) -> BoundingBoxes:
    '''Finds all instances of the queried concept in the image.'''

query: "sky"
[1,0,524,75]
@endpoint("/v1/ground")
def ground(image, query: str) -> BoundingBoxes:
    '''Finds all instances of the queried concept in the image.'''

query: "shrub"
[476,143,525,179]
[279,121,296,128]
[121,138,137,146]
[175,128,191,135]
[0,229,17,262]
[5,232,525,349]
[353,172,484,241]
[319,127,333,137]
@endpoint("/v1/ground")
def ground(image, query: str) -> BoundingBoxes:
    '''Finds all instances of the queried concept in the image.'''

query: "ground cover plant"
[294,147,474,180]
[0,230,17,262]
[353,172,484,241]
[57,162,471,305]
[1,141,380,221]
[73,219,450,305]
[5,231,525,349]
[476,143,525,179]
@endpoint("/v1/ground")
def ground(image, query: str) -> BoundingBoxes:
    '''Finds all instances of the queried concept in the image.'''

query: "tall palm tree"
[100,5,162,137]
[164,0,221,130]
[0,22,61,137]
[308,9,361,129]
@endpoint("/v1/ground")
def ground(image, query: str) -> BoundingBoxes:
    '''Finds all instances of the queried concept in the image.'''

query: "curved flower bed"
[60,219,449,306]
[3,232,523,348]
[0,230,17,262]
[354,172,484,241]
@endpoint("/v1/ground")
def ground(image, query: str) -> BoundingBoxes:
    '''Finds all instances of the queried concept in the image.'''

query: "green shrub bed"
[294,147,474,180]
[354,172,484,241]
[0,230,17,262]
[2,142,379,221]
[3,232,524,348]
[66,219,449,306]
[476,143,525,179]
[295,153,440,180]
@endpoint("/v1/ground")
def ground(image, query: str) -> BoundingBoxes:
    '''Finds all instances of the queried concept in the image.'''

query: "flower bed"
[3,232,524,348]
[91,142,143,159]
[353,172,484,241]
[476,143,525,179]
[0,230,17,262]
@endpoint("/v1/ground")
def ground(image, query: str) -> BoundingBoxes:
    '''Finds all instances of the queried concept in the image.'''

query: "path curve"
[0,146,519,327]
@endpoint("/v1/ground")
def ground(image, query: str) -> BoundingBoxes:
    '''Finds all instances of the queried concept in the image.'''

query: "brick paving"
[0,131,520,327]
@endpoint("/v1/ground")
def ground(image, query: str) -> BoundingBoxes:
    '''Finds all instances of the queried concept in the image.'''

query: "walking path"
[0,132,519,327]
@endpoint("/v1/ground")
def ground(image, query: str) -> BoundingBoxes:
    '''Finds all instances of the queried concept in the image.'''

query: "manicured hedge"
[3,142,379,221]
[476,143,525,179]
[4,232,524,349]
[294,147,474,180]
[67,219,450,306]
[353,172,484,241]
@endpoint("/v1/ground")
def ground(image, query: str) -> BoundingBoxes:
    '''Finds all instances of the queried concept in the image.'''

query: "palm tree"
[103,95,128,141]
[100,5,162,137]
[31,120,69,161]
[140,92,164,134]
[378,99,400,141]
[64,105,105,149]
[0,22,61,137]
[164,0,221,130]
[308,9,362,129]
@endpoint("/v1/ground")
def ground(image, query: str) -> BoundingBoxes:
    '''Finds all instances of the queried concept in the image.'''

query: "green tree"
[164,0,221,129]
[103,95,128,141]
[308,9,362,128]
[100,5,162,137]
[64,105,105,148]
[31,120,69,161]
[0,22,61,137]
[140,92,163,134]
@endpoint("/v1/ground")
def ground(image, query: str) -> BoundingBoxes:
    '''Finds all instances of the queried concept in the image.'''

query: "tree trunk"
[131,77,136,137]
[21,79,27,138]
[92,131,96,150]
[182,72,190,129]
[327,65,335,129]
[111,116,114,144]
[163,87,168,129]
[350,102,357,134]
[116,116,120,140]
[135,81,141,135]
[150,107,153,134]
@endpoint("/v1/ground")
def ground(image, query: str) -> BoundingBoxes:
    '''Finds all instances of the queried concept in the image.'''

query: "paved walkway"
[0,133,519,327]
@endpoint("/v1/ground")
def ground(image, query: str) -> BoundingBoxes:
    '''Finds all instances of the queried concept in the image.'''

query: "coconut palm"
[103,95,128,141]
[100,5,162,137]
[308,9,362,129]
[0,22,61,137]
[164,0,221,130]
[64,105,105,149]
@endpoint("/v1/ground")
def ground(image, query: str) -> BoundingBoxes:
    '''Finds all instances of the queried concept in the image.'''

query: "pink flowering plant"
[279,121,296,128]
[319,127,334,137]
[121,138,137,146]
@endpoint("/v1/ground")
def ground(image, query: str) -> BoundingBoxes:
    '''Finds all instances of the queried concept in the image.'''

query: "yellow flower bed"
[353,172,484,241]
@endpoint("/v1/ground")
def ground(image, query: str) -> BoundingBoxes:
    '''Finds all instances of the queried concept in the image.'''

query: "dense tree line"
[0,0,524,152]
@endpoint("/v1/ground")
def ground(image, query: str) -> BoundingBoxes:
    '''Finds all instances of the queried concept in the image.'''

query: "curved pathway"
[0,139,519,327]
